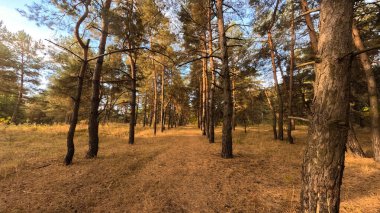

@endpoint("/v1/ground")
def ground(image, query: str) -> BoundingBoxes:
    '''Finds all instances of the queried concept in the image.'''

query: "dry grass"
[0,123,379,212]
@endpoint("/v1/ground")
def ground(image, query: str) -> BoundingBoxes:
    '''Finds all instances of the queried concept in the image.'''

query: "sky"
[0,0,57,40]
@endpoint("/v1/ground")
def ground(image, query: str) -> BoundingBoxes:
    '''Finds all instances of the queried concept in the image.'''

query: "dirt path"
[93,128,263,212]
[0,125,379,212]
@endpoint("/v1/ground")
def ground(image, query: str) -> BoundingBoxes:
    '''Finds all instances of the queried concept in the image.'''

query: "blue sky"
[0,0,56,40]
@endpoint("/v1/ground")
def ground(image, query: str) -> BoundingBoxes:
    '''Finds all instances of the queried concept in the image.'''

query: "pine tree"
[300,1,355,211]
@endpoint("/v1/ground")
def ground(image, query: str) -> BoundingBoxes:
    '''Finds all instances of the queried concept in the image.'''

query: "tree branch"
[101,79,130,84]
[177,55,222,67]
[339,45,380,60]
[211,82,223,90]
[45,39,83,61]
[87,47,144,62]
[87,47,176,65]
[296,61,315,68]
[288,116,310,122]
[297,7,320,18]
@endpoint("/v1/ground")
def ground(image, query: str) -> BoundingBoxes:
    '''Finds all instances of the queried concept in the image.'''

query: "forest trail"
[1,124,380,212]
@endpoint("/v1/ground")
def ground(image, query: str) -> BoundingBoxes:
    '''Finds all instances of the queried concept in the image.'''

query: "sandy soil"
[0,124,379,212]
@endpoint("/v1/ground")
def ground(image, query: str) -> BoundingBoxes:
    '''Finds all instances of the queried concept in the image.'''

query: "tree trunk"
[208,0,215,143]
[197,107,201,129]
[153,60,158,135]
[160,66,165,133]
[64,0,91,165]
[199,74,203,131]
[347,123,367,157]
[135,94,139,127]
[265,90,277,140]
[128,52,137,145]
[172,105,176,128]
[202,37,208,136]
[217,0,233,158]
[352,24,380,162]
[167,103,171,130]
[87,0,111,158]
[11,51,24,124]
[268,32,284,140]
[65,47,89,165]
[300,1,354,212]
[149,104,153,127]
[232,68,236,131]
[299,79,311,114]
[276,52,287,92]
[143,93,147,127]
[300,0,318,54]
[287,0,295,144]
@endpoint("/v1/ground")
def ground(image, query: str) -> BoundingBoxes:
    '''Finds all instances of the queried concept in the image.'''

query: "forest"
[0,0,379,212]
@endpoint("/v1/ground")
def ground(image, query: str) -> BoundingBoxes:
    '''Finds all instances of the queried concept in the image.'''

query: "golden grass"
[0,123,379,212]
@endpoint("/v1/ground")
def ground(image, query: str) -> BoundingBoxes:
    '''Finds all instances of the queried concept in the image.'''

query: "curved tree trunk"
[217,0,233,158]
[300,1,354,212]
[65,49,89,165]
[87,0,111,158]
[64,0,91,165]
[352,24,380,162]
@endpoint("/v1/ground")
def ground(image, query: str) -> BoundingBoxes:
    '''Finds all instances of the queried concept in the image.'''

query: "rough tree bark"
[352,24,380,162]
[300,2,367,157]
[300,1,354,212]
[216,0,233,158]
[64,0,91,165]
[87,0,112,158]
[208,0,215,143]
